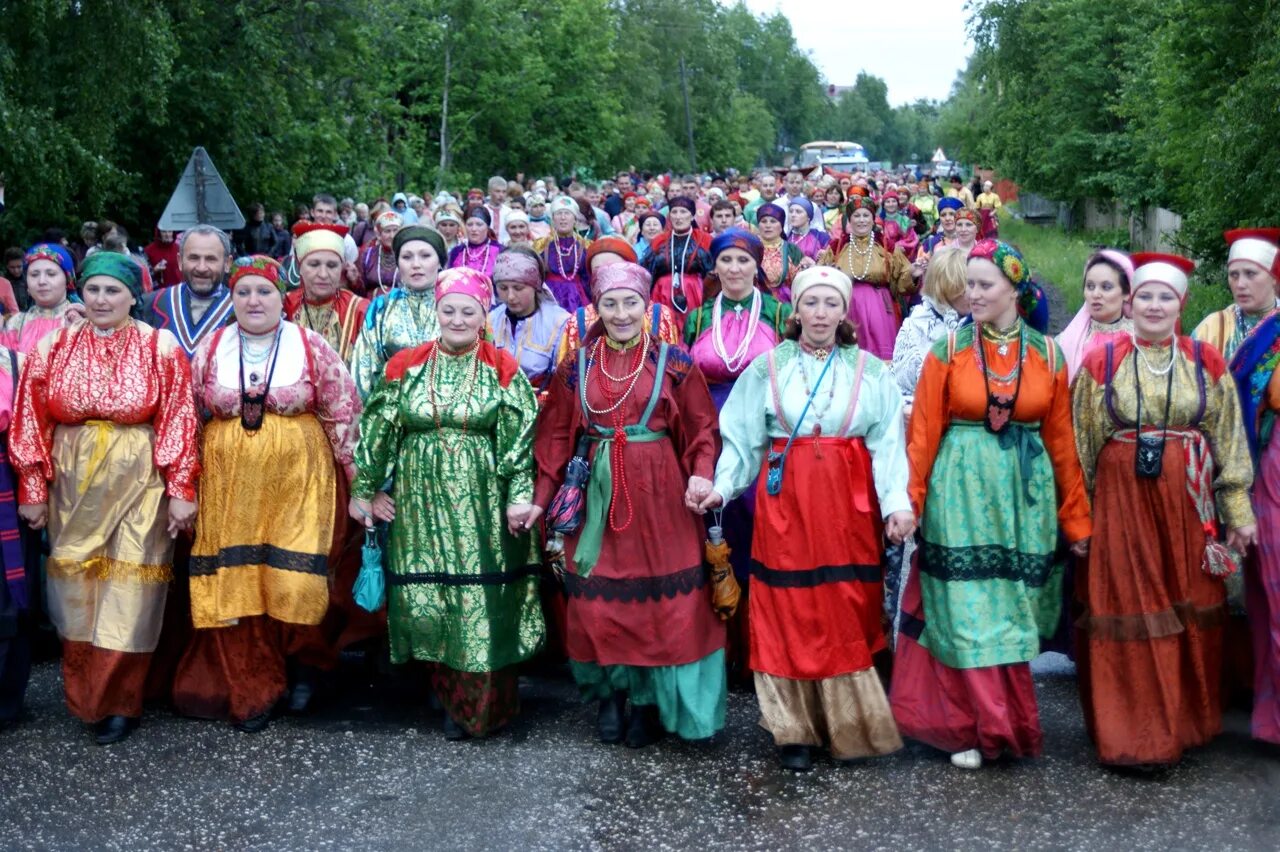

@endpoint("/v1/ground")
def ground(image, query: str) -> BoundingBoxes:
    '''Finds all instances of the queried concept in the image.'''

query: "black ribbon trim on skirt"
[749,560,881,589]
[918,542,1056,587]
[190,544,328,577]
[563,563,706,602]
[388,563,541,587]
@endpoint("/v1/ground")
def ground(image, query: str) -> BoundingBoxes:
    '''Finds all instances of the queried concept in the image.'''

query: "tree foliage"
[941,0,1280,262]
[1,0,948,244]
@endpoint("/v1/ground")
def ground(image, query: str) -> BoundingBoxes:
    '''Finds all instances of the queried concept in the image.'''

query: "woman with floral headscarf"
[816,196,914,361]
[4,244,83,354]
[891,240,1090,770]
[173,256,361,732]
[532,262,725,748]
[10,252,200,745]
[1073,252,1255,769]
[489,247,570,400]
[351,267,543,740]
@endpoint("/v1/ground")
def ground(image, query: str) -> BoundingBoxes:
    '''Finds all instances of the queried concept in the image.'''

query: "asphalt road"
[1,652,1278,851]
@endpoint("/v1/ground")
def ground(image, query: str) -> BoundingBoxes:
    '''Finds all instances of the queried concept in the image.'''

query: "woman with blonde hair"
[891,247,970,414]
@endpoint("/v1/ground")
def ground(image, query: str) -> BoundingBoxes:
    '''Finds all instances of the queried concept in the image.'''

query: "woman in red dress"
[530,262,725,748]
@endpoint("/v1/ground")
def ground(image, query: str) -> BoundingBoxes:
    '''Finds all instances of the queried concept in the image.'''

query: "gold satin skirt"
[754,669,903,759]
[46,421,174,654]
[189,413,336,629]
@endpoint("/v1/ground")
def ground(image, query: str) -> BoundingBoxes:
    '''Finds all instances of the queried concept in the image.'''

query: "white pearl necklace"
[711,289,761,373]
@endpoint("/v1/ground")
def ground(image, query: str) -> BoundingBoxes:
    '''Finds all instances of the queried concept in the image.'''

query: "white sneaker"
[950,749,983,770]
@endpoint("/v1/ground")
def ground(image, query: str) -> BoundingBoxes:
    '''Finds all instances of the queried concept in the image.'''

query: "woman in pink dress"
[4,244,83,354]
[683,229,791,682]
[816,196,914,362]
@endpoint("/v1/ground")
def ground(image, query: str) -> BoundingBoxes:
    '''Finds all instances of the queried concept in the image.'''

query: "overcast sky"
[738,0,975,105]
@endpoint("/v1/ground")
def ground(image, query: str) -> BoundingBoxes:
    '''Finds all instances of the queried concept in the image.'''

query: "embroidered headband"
[229,255,286,293]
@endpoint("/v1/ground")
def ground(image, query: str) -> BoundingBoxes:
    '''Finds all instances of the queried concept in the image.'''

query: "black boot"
[234,710,272,734]
[624,704,662,749]
[597,693,625,744]
[94,715,137,746]
[288,666,317,713]
[779,745,813,771]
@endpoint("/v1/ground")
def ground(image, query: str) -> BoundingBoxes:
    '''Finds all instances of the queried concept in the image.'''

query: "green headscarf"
[80,251,145,310]
[393,226,447,264]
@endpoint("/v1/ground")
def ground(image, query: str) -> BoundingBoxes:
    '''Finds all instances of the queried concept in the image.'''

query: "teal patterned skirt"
[917,421,1063,669]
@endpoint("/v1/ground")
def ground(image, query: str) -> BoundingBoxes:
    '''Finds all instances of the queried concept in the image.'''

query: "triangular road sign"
[157,147,245,231]
[931,147,948,163]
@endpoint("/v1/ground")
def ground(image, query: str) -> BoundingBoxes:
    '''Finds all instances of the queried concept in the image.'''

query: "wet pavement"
[1,653,1278,851]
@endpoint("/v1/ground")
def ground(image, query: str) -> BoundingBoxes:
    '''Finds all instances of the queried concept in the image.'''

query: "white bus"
[796,141,869,171]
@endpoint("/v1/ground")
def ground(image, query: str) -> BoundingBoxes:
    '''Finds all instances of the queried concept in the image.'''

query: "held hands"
[167,498,198,538]
[1227,524,1258,553]
[885,511,916,545]
[684,476,714,514]
[349,496,375,528]
[507,503,543,535]
[694,488,725,515]
[18,503,48,531]
[1069,537,1090,558]
[371,492,396,523]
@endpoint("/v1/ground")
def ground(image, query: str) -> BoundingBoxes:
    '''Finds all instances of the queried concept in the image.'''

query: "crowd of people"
[1,164,1277,778]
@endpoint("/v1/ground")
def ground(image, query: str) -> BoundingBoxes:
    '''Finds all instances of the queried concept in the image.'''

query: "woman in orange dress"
[891,239,1091,770]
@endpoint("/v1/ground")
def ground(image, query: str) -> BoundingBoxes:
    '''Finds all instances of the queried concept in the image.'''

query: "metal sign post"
[157,147,245,231]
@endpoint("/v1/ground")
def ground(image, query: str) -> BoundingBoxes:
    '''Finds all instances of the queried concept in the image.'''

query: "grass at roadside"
[999,211,1232,331]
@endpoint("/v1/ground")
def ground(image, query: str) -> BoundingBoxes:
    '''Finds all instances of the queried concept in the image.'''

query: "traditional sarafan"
[534,262,726,748]
[353,267,544,738]
[1073,252,1255,765]
[11,305,200,741]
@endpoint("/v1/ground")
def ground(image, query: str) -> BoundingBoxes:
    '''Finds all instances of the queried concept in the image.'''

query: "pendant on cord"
[241,390,267,431]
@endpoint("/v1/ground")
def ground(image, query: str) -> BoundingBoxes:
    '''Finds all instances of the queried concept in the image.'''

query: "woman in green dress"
[350,267,544,739]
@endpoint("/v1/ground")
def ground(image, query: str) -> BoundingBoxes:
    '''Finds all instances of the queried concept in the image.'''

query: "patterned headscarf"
[435,266,493,308]
[969,239,1043,325]
[755,203,786,225]
[229,255,286,293]
[24,243,77,289]
[375,210,403,231]
[709,228,764,268]
[492,250,543,288]
[80,251,144,305]
[843,195,877,218]
[591,262,652,302]
[954,208,980,225]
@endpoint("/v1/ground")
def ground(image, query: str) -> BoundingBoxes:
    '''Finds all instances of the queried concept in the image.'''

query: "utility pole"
[680,54,697,173]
